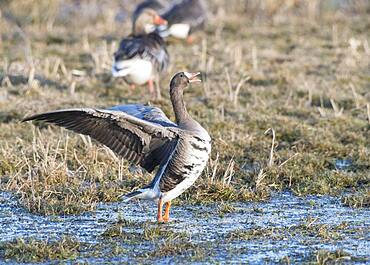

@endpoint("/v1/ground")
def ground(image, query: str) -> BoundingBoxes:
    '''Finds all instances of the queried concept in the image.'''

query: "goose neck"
[170,89,189,123]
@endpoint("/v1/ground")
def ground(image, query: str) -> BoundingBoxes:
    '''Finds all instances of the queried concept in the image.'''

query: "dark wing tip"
[22,114,41,122]
[21,109,83,124]
[22,112,56,123]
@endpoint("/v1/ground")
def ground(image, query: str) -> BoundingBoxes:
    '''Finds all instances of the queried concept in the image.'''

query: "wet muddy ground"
[0,192,368,264]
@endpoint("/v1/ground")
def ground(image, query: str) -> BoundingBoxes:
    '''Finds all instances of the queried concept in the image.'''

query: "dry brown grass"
[0,0,369,216]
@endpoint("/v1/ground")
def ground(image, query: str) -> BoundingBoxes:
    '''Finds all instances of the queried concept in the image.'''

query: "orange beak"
[153,15,167,26]
[184,72,202,83]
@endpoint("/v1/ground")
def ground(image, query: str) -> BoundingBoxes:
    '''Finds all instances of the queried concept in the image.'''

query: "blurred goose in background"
[159,0,207,43]
[23,72,211,223]
[133,0,207,43]
[132,0,169,25]
[112,9,169,97]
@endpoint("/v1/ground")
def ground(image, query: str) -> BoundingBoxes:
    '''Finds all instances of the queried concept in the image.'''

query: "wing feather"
[108,104,176,128]
[23,108,179,172]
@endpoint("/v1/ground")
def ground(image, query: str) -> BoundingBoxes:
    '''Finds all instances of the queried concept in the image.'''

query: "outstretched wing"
[114,33,169,73]
[108,104,176,128]
[23,108,179,173]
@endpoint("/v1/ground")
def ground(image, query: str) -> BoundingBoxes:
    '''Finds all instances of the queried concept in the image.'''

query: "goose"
[133,0,207,43]
[159,0,207,42]
[23,72,212,223]
[132,0,169,25]
[112,9,169,96]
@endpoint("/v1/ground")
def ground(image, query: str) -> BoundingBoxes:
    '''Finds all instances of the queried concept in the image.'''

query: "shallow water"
[0,191,369,264]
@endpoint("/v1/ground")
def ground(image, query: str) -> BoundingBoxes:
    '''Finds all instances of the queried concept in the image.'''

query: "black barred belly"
[159,136,210,193]
[159,172,186,193]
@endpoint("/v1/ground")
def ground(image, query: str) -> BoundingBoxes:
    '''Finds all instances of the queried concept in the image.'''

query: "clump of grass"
[102,225,142,241]
[314,249,366,264]
[0,236,82,263]
[218,203,237,215]
[227,219,349,241]
[217,202,245,217]
[142,225,188,241]
[341,192,370,208]
[102,217,139,238]
[102,221,188,242]
[139,240,211,262]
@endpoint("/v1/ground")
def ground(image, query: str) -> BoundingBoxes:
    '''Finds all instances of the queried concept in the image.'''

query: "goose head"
[170,72,201,93]
[133,9,167,35]
[169,72,201,123]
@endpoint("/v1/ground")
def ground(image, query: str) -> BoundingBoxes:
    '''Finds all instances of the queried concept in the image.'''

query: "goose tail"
[120,190,143,202]
[120,188,160,202]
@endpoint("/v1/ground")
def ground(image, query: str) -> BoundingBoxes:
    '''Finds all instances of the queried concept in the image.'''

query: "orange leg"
[157,198,164,223]
[186,35,194,44]
[148,79,154,95]
[163,201,172,222]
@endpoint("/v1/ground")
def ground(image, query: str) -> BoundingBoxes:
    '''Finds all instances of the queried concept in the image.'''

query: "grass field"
[0,0,369,263]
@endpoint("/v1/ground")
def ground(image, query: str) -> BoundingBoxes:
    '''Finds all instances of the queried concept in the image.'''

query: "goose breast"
[159,130,211,202]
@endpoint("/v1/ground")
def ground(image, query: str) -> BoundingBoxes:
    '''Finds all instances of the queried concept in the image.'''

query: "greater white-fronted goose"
[132,0,207,43]
[160,0,207,42]
[132,0,169,25]
[134,0,207,43]
[112,9,169,96]
[23,72,211,223]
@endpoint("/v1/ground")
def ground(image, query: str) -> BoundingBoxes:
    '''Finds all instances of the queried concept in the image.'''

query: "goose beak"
[184,72,202,83]
[153,15,167,26]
